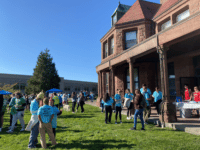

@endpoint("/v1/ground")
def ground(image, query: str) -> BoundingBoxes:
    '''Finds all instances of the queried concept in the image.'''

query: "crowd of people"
[100,84,163,129]
[0,90,95,149]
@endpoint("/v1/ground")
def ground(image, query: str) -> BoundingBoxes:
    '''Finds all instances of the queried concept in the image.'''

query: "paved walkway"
[85,100,200,135]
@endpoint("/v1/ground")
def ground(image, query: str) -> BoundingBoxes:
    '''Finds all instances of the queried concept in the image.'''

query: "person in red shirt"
[184,84,192,101]
[193,86,200,102]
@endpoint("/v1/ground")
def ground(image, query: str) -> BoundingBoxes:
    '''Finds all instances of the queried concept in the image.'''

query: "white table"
[173,102,200,118]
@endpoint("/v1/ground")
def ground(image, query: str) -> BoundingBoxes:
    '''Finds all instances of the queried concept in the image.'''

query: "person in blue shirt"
[100,98,104,113]
[27,92,43,149]
[140,84,152,95]
[114,90,122,124]
[90,92,94,102]
[38,98,57,149]
[152,87,162,115]
[124,89,134,120]
[49,98,62,138]
[142,88,151,124]
[101,93,114,124]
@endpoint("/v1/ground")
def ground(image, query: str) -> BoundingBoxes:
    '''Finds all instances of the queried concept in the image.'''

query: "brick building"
[0,73,97,94]
[96,0,200,123]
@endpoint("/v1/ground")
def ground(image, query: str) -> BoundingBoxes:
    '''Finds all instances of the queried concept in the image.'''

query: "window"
[104,43,108,58]
[105,73,109,93]
[125,31,137,50]
[161,20,171,31]
[92,87,97,92]
[126,69,130,89]
[112,14,117,25]
[133,68,139,89]
[84,87,89,91]
[110,38,114,55]
[64,86,70,91]
[176,9,190,22]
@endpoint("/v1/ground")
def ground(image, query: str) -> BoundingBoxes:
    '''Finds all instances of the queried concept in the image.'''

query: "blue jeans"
[134,109,144,129]
[28,122,39,148]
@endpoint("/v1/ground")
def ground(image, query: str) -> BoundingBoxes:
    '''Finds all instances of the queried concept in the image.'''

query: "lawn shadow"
[56,126,84,133]
[54,139,136,150]
[59,114,95,119]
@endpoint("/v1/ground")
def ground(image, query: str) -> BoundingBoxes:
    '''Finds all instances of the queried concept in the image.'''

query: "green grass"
[0,103,200,150]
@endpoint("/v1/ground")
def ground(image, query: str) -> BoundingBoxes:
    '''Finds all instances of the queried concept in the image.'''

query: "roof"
[112,2,131,17]
[116,0,160,25]
[153,0,179,19]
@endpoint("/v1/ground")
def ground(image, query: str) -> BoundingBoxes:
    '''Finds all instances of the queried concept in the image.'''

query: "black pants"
[10,114,17,126]
[76,103,80,110]
[115,106,122,121]
[127,102,133,117]
[52,128,56,138]
[154,100,162,114]
[80,101,84,113]
[55,104,59,108]
[105,106,112,123]
[72,102,76,112]
[0,112,4,128]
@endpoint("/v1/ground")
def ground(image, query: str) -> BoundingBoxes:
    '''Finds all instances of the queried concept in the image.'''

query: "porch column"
[96,71,102,107]
[157,45,177,124]
[127,58,135,93]
[109,67,115,96]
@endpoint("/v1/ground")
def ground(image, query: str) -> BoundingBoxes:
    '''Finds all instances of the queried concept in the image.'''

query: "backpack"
[140,95,147,108]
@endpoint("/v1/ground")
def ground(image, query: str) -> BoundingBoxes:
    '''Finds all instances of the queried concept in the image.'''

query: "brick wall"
[190,0,200,15]
[169,56,195,96]
[160,0,168,4]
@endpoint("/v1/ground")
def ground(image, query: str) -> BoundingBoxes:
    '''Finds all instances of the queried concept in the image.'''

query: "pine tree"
[25,49,60,94]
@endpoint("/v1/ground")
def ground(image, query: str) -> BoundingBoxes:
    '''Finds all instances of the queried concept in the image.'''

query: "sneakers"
[130,127,136,130]
[0,128,2,132]
[20,128,25,132]
[130,116,132,120]
[7,130,13,133]
[120,121,122,124]
[127,117,130,120]
[141,128,145,130]
[144,122,148,125]
[115,122,117,124]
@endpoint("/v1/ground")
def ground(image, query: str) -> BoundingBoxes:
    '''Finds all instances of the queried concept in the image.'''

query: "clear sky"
[0,0,160,83]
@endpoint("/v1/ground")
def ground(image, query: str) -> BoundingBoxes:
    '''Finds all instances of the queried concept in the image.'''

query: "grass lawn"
[0,103,200,150]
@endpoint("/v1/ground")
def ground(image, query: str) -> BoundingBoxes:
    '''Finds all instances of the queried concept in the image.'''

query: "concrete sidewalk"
[85,100,200,135]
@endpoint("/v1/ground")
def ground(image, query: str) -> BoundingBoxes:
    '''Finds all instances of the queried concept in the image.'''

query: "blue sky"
[0,0,160,83]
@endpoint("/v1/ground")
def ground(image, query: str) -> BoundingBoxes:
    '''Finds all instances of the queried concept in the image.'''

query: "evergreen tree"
[25,49,60,94]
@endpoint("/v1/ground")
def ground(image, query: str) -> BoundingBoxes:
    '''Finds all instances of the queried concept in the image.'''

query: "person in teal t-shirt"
[49,99,62,138]
[142,89,151,124]
[101,93,114,124]
[114,90,122,124]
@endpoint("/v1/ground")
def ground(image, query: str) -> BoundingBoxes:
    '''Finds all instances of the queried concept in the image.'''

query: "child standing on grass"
[114,90,122,124]
[49,97,62,138]
[101,93,114,124]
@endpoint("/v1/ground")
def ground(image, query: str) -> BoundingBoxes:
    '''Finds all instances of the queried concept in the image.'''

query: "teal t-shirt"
[38,105,53,123]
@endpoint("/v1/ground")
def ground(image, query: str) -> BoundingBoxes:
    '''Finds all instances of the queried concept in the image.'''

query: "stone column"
[158,45,177,123]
